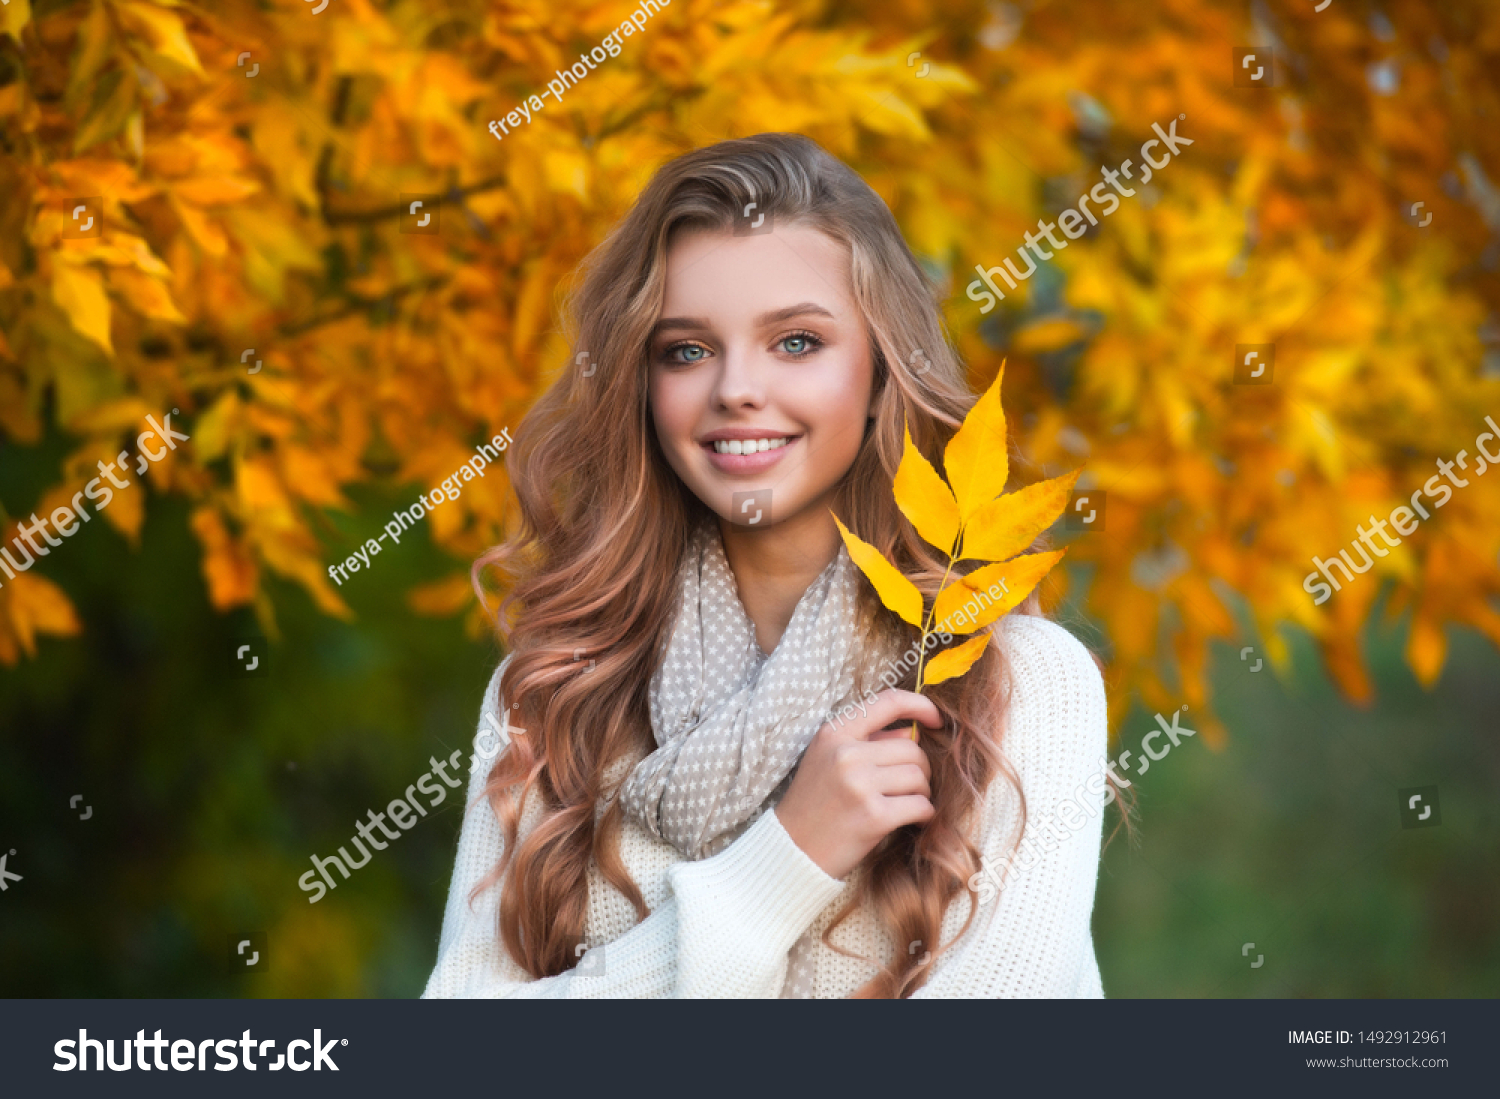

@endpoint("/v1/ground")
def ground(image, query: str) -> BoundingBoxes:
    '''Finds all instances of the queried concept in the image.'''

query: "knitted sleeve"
[421,658,846,999]
[909,614,1109,998]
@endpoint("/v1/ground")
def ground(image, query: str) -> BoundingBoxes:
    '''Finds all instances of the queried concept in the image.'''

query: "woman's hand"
[774,690,941,881]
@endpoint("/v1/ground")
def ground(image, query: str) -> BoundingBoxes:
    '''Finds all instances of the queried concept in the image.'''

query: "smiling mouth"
[703,436,797,455]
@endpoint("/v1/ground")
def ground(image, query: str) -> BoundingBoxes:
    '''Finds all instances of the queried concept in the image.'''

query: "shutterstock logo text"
[54,1028,344,1072]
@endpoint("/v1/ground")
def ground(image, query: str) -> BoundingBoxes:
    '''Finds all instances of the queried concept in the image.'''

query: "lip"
[701,434,801,474]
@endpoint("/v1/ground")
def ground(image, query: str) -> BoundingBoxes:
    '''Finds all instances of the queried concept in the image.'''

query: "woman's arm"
[422,660,847,999]
[910,615,1110,998]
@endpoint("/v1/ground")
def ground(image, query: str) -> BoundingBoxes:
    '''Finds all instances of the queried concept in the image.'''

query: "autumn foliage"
[834,362,1077,735]
[3,0,1500,745]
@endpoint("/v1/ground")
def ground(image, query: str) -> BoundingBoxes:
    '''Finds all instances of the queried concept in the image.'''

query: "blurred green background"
[1,462,1495,996]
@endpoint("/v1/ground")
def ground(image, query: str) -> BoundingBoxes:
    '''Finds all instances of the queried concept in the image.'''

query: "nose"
[711,342,767,411]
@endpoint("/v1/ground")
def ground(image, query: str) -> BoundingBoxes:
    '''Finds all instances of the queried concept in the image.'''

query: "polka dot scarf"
[618,519,899,995]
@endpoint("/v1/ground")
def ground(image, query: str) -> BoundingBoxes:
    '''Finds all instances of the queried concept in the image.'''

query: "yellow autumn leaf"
[237,455,290,513]
[1405,612,1447,688]
[73,67,139,154]
[51,262,113,355]
[961,468,1082,562]
[2,583,68,659]
[943,360,1008,521]
[832,512,923,627]
[99,471,144,543]
[934,549,1067,634]
[168,193,228,256]
[0,0,32,46]
[191,391,241,462]
[511,258,553,361]
[117,1,204,76]
[106,265,187,323]
[189,507,257,609]
[1011,315,1090,354]
[922,631,990,686]
[408,573,477,616]
[4,569,83,653]
[893,420,960,555]
[65,0,113,110]
[172,176,262,207]
[279,446,348,508]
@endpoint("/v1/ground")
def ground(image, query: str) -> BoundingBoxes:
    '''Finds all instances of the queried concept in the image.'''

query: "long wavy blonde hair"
[472,132,1080,997]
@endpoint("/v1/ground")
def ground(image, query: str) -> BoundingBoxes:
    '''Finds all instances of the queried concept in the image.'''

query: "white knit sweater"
[422,613,1108,998]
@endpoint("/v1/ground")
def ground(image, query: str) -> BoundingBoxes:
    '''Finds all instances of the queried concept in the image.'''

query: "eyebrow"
[650,302,836,338]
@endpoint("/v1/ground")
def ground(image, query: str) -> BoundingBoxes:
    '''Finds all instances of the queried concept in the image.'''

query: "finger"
[880,794,936,830]
[872,762,930,798]
[868,723,936,756]
[863,737,932,779]
[849,690,942,740]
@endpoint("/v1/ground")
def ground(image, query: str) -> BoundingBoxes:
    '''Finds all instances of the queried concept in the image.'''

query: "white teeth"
[712,437,792,454]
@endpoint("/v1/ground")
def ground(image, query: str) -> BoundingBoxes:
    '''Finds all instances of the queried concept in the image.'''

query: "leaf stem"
[910,524,962,739]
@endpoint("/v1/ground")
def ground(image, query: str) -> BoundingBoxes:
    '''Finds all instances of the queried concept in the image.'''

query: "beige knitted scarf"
[617,519,901,996]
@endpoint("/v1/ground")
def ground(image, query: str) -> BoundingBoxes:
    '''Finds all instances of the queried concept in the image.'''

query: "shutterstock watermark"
[54,1029,343,1072]
[0,411,188,588]
[967,707,1196,905]
[328,428,511,586]
[965,117,1193,314]
[297,700,528,902]
[1302,414,1500,605]
[488,0,670,142]
[298,751,469,903]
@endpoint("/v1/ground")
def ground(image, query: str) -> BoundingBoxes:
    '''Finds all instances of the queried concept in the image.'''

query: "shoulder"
[990,614,1108,771]
[995,615,1104,702]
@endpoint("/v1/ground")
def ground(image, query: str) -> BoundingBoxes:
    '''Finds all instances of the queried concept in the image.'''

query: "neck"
[717,499,842,656]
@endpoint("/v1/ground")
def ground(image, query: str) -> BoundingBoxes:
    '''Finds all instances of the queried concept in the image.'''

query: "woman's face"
[647,223,876,532]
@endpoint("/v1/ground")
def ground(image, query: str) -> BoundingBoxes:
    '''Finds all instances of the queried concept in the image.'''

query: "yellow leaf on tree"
[189,507,257,609]
[922,631,990,686]
[168,193,228,256]
[0,0,32,46]
[893,421,959,554]
[1405,612,1447,688]
[64,397,155,440]
[934,549,1066,634]
[99,472,144,544]
[191,391,240,462]
[51,262,113,355]
[106,266,187,323]
[832,513,923,627]
[407,573,476,616]
[116,2,204,76]
[73,66,139,154]
[1011,315,1090,353]
[172,176,262,207]
[236,456,290,513]
[961,468,1081,562]
[0,570,81,661]
[943,361,1008,521]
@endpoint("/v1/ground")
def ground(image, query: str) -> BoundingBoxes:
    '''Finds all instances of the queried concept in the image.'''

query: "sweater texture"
[422,613,1108,998]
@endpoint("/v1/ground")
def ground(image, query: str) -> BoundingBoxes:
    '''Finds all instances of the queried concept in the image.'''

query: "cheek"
[798,354,873,438]
[648,371,697,451]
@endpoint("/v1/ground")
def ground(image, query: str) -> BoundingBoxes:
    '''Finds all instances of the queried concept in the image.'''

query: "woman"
[423,132,1110,998]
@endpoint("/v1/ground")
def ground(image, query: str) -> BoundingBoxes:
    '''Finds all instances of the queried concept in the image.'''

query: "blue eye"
[779,331,822,357]
[665,342,710,364]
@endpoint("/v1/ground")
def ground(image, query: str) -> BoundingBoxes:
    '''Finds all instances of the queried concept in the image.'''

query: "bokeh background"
[1,0,1497,996]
